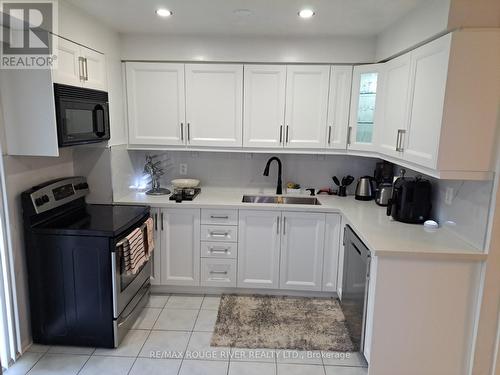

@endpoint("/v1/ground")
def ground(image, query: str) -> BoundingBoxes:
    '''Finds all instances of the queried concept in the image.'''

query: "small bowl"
[171,179,200,188]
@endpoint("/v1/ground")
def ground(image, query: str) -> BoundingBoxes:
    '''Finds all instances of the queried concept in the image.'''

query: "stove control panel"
[28,177,89,214]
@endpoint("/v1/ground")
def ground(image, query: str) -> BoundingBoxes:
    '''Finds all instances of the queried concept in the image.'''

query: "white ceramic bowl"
[171,179,200,188]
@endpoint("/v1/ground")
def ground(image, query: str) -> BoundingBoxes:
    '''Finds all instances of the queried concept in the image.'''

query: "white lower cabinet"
[154,207,341,293]
[160,208,201,286]
[322,214,342,292]
[201,258,237,287]
[280,212,326,291]
[238,210,281,289]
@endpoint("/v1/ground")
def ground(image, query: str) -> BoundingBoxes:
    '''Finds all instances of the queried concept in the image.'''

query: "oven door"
[57,98,110,147]
[111,226,152,319]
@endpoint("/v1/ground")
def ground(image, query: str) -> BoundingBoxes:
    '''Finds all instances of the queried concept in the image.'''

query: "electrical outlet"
[179,164,187,175]
[445,187,454,205]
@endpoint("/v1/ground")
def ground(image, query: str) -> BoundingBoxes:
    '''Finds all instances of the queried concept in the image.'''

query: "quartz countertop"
[114,187,486,261]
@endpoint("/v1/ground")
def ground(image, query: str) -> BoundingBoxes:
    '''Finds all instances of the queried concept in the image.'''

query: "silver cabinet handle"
[209,246,229,253]
[279,125,283,144]
[328,126,332,144]
[277,216,280,234]
[286,125,289,143]
[84,58,89,81]
[210,215,229,219]
[209,270,228,275]
[396,129,406,152]
[160,212,164,231]
[154,213,158,231]
[180,123,184,141]
[347,126,352,146]
[209,231,229,237]
[78,56,85,81]
[187,123,191,142]
[283,216,286,235]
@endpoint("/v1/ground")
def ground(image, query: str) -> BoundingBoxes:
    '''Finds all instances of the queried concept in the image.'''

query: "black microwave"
[54,84,110,147]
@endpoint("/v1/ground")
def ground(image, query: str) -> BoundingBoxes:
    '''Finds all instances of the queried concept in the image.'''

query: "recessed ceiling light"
[298,9,315,18]
[156,8,173,17]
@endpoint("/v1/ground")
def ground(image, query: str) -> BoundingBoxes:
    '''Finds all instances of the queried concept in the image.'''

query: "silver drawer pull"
[210,215,229,219]
[209,247,229,253]
[210,231,229,237]
[210,277,228,281]
[209,270,228,275]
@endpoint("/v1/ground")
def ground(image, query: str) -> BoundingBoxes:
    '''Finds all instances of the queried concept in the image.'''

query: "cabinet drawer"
[201,242,237,259]
[201,209,238,225]
[201,225,238,242]
[201,258,236,287]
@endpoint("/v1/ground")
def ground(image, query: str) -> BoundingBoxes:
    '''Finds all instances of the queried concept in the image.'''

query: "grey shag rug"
[210,294,356,352]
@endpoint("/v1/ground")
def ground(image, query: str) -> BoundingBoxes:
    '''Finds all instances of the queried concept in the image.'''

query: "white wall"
[375,0,451,61]
[120,34,376,63]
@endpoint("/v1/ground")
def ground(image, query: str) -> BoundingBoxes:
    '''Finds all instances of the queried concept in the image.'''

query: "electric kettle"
[355,176,375,201]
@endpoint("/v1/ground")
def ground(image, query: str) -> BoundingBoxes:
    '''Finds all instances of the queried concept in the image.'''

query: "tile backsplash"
[111,147,494,250]
[110,147,380,198]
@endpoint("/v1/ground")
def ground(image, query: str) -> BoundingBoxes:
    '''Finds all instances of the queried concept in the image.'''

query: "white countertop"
[115,187,486,261]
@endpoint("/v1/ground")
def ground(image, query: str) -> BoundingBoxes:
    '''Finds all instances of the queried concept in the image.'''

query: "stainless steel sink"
[242,195,321,205]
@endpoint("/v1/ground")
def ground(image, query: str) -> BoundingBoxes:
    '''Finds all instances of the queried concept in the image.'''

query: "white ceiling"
[67,0,421,37]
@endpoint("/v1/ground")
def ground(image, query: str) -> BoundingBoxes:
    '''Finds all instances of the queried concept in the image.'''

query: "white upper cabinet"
[284,65,330,149]
[126,62,186,146]
[81,47,107,91]
[160,208,200,286]
[326,66,353,149]
[243,65,286,148]
[402,35,451,169]
[238,210,281,289]
[185,64,243,147]
[348,64,385,152]
[280,212,326,291]
[53,37,82,87]
[377,54,411,158]
[53,37,107,91]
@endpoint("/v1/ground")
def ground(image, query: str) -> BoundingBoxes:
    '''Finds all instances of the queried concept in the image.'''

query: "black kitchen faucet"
[263,156,283,195]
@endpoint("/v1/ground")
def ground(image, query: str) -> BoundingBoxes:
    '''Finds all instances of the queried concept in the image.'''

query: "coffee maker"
[387,175,432,224]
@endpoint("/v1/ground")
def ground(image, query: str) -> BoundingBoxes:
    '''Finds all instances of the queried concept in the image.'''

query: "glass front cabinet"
[348,64,385,151]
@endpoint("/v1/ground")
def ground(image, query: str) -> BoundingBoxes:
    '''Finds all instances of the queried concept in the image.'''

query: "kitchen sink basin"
[242,195,321,205]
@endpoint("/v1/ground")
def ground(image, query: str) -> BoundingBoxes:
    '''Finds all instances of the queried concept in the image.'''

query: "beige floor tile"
[201,296,221,310]
[146,294,170,308]
[276,363,325,375]
[231,348,276,363]
[139,330,191,359]
[4,352,43,375]
[165,295,204,309]
[228,361,277,375]
[94,329,149,357]
[276,350,323,365]
[27,354,89,375]
[186,331,231,361]
[79,356,135,375]
[194,309,218,332]
[178,360,229,375]
[129,358,181,375]
[153,308,198,331]
[131,307,162,330]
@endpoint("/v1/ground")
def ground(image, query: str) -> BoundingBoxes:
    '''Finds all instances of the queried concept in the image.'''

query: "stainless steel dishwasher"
[341,225,371,353]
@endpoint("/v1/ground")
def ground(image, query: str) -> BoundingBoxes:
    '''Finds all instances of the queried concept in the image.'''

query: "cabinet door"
[377,54,411,158]
[81,47,107,91]
[403,34,451,169]
[150,208,162,285]
[348,64,385,151]
[284,65,330,149]
[322,214,341,292]
[243,65,286,148]
[53,37,82,87]
[185,64,243,147]
[326,66,353,149]
[160,208,200,286]
[280,212,325,291]
[126,62,186,146]
[238,210,281,289]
